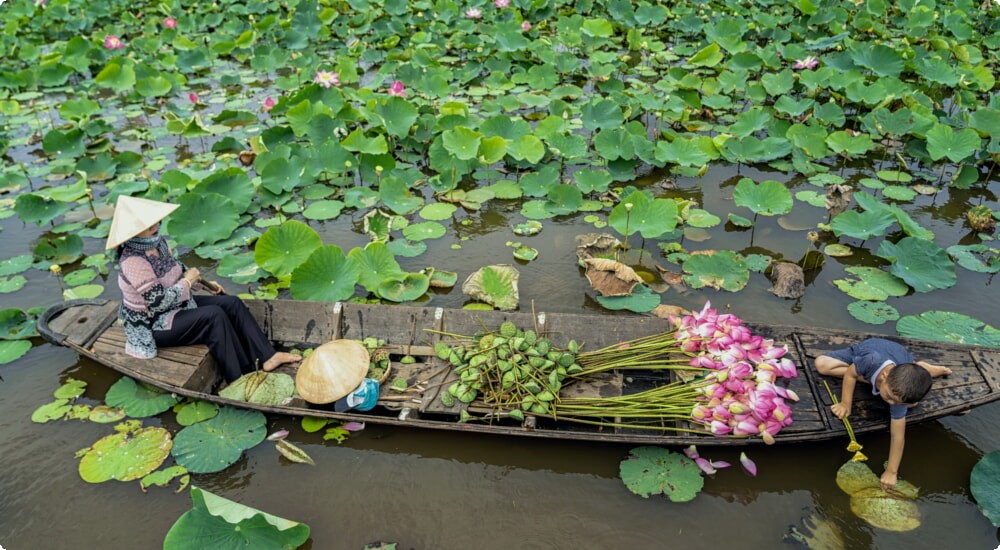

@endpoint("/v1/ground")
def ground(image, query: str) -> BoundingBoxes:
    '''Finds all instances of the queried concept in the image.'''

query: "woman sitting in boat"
[106,196,300,382]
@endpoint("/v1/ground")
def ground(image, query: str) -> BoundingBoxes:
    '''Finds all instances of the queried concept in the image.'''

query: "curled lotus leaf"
[825,184,854,216]
[513,245,538,262]
[584,258,643,297]
[595,284,661,313]
[462,265,519,311]
[348,242,404,294]
[512,221,543,236]
[140,465,189,493]
[619,446,704,502]
[88,405,126,424]
[163,487,310,550]
[172,407,267,474]
[425,269,458,289]
[78,426,173,483]
[105,377,182,418]
[876,237,956,293]
[378,273,430,302]
[219,371,295,406]
[362,208,395,243]
[575,233,622,264]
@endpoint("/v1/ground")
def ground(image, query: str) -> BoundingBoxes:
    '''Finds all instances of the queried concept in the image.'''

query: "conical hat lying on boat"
[295,339,370,404]
[105,196,179,249]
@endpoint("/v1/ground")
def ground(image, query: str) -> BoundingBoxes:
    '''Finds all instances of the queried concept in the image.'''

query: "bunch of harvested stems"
[574,331,695,377]
[552,378,712,433]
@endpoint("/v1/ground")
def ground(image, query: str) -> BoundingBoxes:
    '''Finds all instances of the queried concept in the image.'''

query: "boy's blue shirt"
[833,338,913,419]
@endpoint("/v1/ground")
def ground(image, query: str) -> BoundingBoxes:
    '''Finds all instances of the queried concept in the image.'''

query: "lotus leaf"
[291,245,359,301]
[374,96,418,139]
[66,404,92,420]
[402,221,446,242]
[166,192,242,248]
[378,273,430,302]
[163,486,310,550]
[31,398,72,423]
[584,258,643,297]
[0,338,30,367]
[947,245,1000,274]
[970,451,1000,527]
[302,200,345,220]
[683,251,750,292]
[362,209,394,243]
[512,221,543,236]
[140,465,189,492]
[0,276,27,294]
[426,269,457,288]
[0,255,33,276]
[545,185,583,216]
[419,202,457,221]
[14,194,68,226]
[172,407,267,474]
[34,234,84,264]
[64,284,104,300]
[462,265,519,311]
[78,427,172,483]
[896,311,1000,347]
[63,268,97,286]
[925,124,981,163]
[379,176,424,215]
[619,446,704,502]
[301,416,328,433]
[255,220,323,277]
[512,246,538,262]
[847,301,899,325]
[609,191,678,239]
[595,284,661,313]
[176,401,220,426]
[217,253,267,284]
[54,378,87,399]
[0,308,38,340]
[349,243,404,294]
[574,169,613,194]
[275,439,315,465]
[850,487,921,532]
[686,209,721,228]
[727,213,754,228]
[824,244,853,257]
[876,237,956,293]
[219,371,295,406]
[105,377,182,418]
[88,406,126,424]
[733,178,793,217]
[833,267,909,301]
[387,239,427,258]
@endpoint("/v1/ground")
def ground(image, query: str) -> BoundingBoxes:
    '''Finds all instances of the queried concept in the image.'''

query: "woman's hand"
[205,280,225,295]
[182,267,201,286]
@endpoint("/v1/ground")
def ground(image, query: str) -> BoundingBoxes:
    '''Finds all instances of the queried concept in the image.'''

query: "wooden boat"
[38,298,1000,446]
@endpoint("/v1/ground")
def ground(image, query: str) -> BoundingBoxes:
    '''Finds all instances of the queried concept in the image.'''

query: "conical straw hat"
[105,196,179,249]
[295,340,370,404]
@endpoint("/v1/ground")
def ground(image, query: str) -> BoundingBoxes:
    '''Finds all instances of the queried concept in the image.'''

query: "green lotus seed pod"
[498,359,512,372]
[543,360,556,371]
[546,351,561,361]
[524,381,542,394]
[536,391,555,402]
[567,364,583,374]
[558,353,575,368]
[479,333,495,349]
[440,392,456,407]
[400,355,416,364]
[535,339,551,355]
[556,366,567,376]
[499,321,517,338]
[568,340,580,354]
[509,409,525,422]
[523,330,536,345]
[448,382,461,397]
[435,342,451,360]
[529,356,546,368]
[493,336,507,346]
[530,403,549,414]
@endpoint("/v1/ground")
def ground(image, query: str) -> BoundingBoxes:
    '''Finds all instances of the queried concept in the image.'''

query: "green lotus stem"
[541,415,708,434]
[823,380,857,443]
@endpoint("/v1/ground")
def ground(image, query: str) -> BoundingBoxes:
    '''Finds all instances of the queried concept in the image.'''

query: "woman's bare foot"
[263,352,301,372]
[919,361,952,378]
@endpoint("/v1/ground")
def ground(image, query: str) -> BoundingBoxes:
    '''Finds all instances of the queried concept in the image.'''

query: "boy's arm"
[832,365,858,419]
[882,418,906,490]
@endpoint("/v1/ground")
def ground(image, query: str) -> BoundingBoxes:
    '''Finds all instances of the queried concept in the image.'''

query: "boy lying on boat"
[106,196,300,383]
[815,338,952,490]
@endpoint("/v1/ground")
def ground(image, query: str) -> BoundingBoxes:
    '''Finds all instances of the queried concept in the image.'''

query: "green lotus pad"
[847,301,900,326]
[54,378,87,399]
[255,220,323,277]
[682,250,750,292]
[218,371,295,406]
[836,460,920,532]
[88,405,127,423]
[896,311,1000,347]
[619,446,704,502]
[877,237,956,293]
[378,273,430,302]
[290,245,360,302]
[175,400,220,426]
[833,267,909,301]
[971,450,1000,527]
[595,285,661,313]
[105,377,182,418]
[78,426,173,483]
[163,487,310,550]
[462,265,520,311]
[172,407,267,474]
[31,398,72,423]
[0,308,38,340]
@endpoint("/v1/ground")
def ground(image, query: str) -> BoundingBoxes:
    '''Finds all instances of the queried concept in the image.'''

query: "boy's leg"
[815,347,855,378]
[916,360,952,377]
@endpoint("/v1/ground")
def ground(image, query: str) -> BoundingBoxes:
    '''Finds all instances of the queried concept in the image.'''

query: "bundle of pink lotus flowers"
[672,301,799,443]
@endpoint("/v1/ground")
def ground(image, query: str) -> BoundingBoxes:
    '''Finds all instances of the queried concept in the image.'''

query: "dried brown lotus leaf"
[584,258,642,297]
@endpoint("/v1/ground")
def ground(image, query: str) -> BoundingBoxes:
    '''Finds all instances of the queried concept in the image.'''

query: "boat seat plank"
[543,312,672,351]
[341,304,442,347]
[376,361,441,411]
[245,300,340,347]
[972,350,1000,393]
[439,310,539,342]
[91,340,219,393]
[99,327,208,361]
[49,302,119,348]
[561,371,623,399]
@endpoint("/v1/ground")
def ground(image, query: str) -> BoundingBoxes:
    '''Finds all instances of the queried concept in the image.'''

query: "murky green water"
[2,157,999,548]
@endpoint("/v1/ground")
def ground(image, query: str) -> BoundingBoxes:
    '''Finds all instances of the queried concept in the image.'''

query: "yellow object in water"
[851,451,868,462]
[847,441,863,452]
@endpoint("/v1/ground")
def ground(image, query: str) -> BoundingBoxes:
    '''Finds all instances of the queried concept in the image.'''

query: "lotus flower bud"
[49,264,62,274]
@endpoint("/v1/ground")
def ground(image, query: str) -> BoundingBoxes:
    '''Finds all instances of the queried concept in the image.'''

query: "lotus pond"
[2,0,1000,547]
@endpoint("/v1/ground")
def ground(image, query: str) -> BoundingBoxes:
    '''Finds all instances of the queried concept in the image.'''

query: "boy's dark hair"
[887,363,932,403]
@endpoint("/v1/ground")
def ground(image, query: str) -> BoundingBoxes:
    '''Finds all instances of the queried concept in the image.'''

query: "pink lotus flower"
[188,92,199,103]
[465,7,482,18]
[263,97,276,112]
[103,35,125,50]
[793,56,819,70]
[164,17,177,28]
[388,80,407,97]
[521,21,531,31]
[314,70,340,88]
[342,421,366,432]
[494,0,510,7]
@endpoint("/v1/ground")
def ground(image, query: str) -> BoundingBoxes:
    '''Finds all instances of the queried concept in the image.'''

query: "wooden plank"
[543,312,672,351]
[438,309,538,342]
[973,349,1000,393]
[91,340,217,391]
[245,299,339,347]
[63,301,119,347]
[376,361,440,411]
[560,371,622,399]
[47,305,92,336]
[341,303,441,347]
[98,329,209,361]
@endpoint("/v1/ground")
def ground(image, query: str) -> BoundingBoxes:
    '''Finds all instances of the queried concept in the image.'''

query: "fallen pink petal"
[710,460,731,469]
[342,421,366,432]
[683,445,699,460]
[695,457,717,475]
[267,429,290,441]
[740,452,758,476]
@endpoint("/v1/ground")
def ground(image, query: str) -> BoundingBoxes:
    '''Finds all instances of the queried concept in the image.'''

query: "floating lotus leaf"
[163,487,310,550]
[682,251,750,292]
[733,178,793,217]
[0,339,31,365]
[31,398,71,423]
[175,401,220,426]
[301,416,328,433]
[0,308,38,340]
[165,192,242,248]
[419,202,457,221]
[0,255,33,276]
[847,301,900,326]
[619,446,704,502]
[426,269,457,288]
[971,451,1000,527]
[743,254,772,273]
[947,245,1000,274]
[219,371,295,406]
[584,258,643,297]
[882,186,917,202]
[349,242,404,294]
[402,221,446,241]
[595,285,661,313]
[0,276,26,294]
[686,208,721,228]
[302,200,345,220]
[512,221,543,236]
[78,426,172,483]
[63,268,97,286]
[66,404,92,420]
[833,267,909,301]
[290,245,360,302]
[512,245,538,262]
[63,284,104,300]
[462,265,519,311]
[387,239,427,258]
[33,234,84,264]
[54,377,87,399]
[140,465,189,492]
[362,208,394,243]
[850,487,921,532]
[609,191,678,239]
[896,311,1000,347]
[876,237,956,293]
[727,213,754,228]
[255,220,323,277]
[88,405,126,424]
[105,377,182,418]
[824,244,853,257]
[14,193,68,226]
[172,407,267,474]
[378,273,429,302]
[217,253,267,284]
